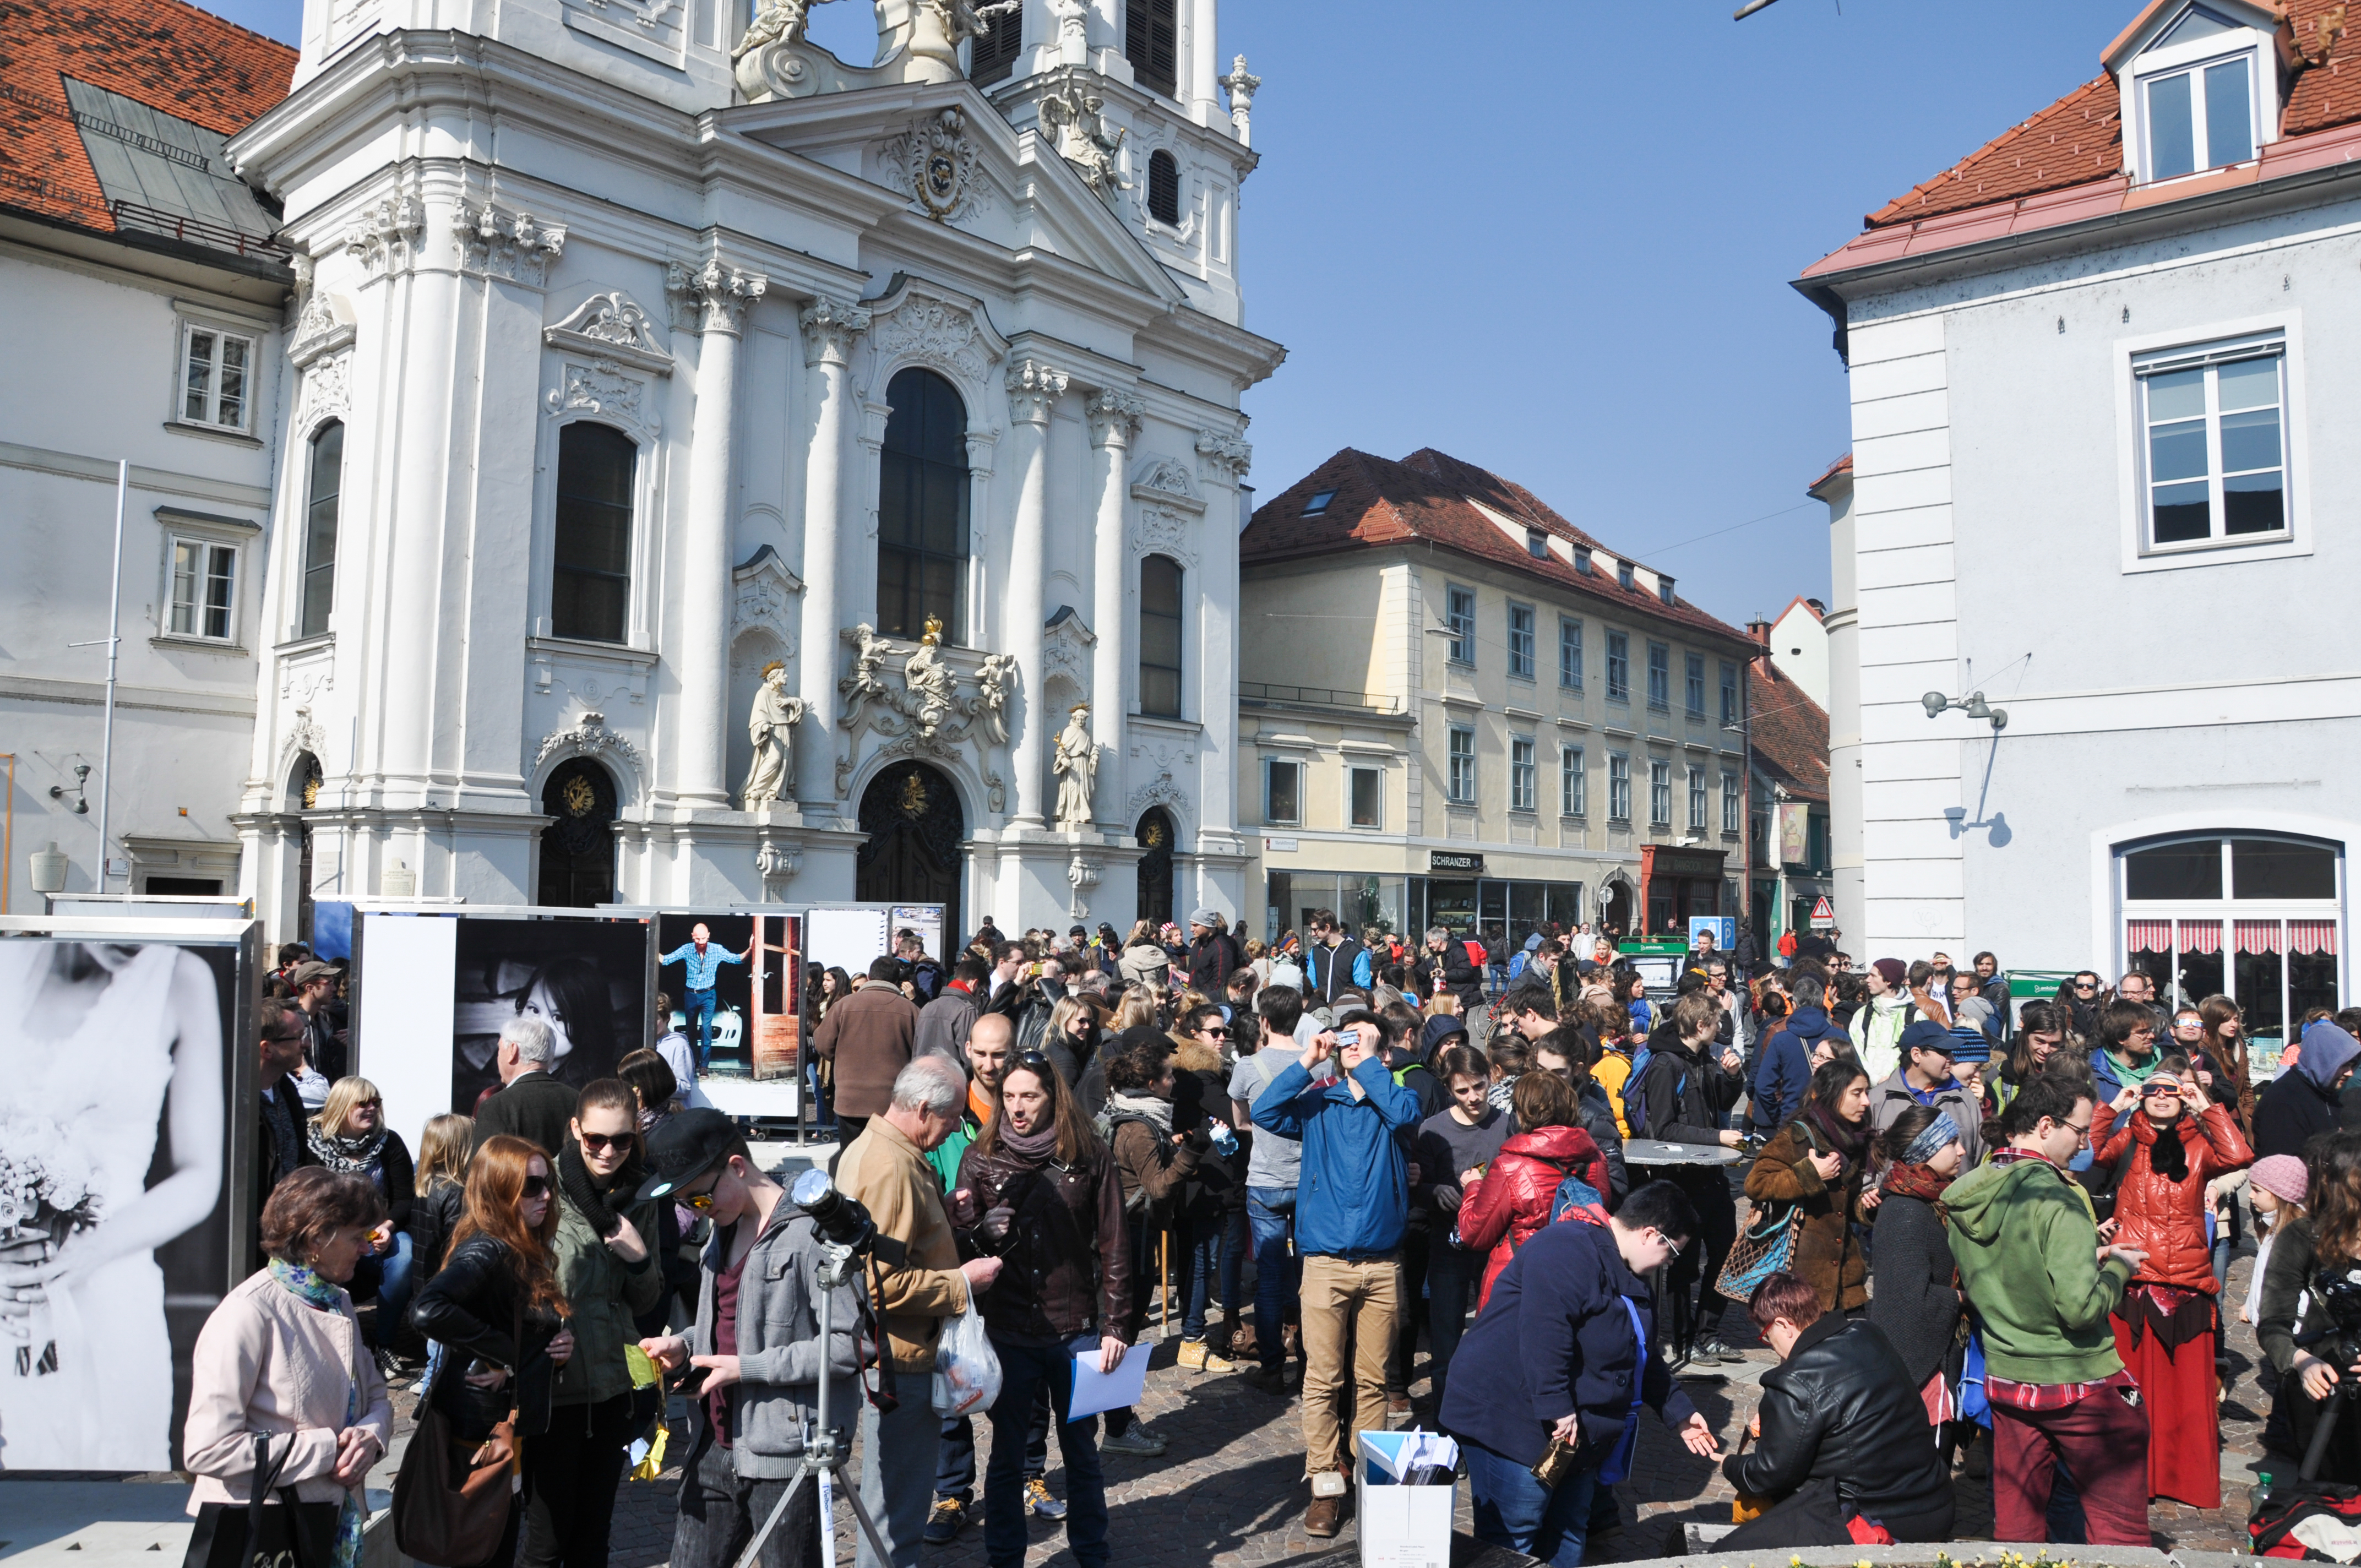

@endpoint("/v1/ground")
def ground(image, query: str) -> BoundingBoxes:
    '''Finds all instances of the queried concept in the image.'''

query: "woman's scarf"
[2141,1113,2193,1185]
[1881,1161,1952,1215]
[1107,1092,1174,1134]
[998,1121,1063,1163]
[558,1135,643,1240]
[1800,1099,1870,1163]
[306,1123,388,1177]
[266,1259,368,1568]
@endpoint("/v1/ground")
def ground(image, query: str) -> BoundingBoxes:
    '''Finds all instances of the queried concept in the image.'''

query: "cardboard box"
[1354,1430,1456,1568]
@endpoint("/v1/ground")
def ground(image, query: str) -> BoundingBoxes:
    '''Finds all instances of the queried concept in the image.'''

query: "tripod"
[732,1239,894,1568]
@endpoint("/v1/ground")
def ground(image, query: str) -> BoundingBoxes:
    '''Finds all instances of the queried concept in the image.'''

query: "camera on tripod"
[2289,1267,2361,1482]
[788,1168,878,1255]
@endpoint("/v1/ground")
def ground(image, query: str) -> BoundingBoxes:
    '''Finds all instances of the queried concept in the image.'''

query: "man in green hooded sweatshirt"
[1946,1072,2151,1545]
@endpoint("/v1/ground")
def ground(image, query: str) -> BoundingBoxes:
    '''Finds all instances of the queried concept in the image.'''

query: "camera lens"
[791,1168,876,1251]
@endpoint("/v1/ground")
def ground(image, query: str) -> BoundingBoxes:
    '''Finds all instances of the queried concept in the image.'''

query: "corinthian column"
[795,296,871,809]
[1004,358,1067,829]
[1085,386,1142,827]
[668,255,766,808]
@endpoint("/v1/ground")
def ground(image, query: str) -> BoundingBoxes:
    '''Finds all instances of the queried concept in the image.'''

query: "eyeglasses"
[681,1184,717,1212]
[521,1175,552,1198]
[2074,983,2097,992]
[2144,1081,2184,1098]
[355,1097,382,1109]
[579,1130,635,1152]
[2060,1119,2093,1145]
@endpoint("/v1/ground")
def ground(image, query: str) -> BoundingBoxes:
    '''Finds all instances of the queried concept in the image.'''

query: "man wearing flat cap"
[287,959,347,1100]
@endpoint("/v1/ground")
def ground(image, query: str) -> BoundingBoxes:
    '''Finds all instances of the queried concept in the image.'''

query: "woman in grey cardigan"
[1867,1105,1968,1438]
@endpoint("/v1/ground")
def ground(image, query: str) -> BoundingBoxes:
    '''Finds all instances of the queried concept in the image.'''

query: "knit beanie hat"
[2251,1153,2309,1206]
[1872,958,1907,988]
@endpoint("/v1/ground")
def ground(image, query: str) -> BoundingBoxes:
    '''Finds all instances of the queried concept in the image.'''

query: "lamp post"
[1921,690,2009,731]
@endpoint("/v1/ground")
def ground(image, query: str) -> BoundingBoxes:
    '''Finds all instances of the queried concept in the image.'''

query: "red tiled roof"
[1806,453,1852,496]
[1858,1,2360,233]
[0,0,294,235]
[1749,661,1829,805]
[1241,446,1757,652]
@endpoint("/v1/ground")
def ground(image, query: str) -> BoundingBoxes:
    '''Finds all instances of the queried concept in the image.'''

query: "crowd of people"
[192,918,2361,1568]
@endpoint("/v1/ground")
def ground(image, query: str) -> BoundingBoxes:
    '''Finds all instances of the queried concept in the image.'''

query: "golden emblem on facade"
[900,772,930,817]
[562,774,599,816]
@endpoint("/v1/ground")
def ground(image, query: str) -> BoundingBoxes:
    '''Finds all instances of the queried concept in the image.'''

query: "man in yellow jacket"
[836,1055,1002,1568]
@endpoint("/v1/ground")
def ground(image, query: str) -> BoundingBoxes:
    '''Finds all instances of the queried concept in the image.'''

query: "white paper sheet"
[1067,1340,1149,1419]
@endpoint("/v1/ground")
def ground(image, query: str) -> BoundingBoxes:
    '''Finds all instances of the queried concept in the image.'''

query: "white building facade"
[1799,0,2358,1047]
[221,0,1280,940]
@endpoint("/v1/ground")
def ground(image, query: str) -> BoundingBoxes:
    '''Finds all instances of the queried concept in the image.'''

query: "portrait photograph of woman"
[450,917,648,1114]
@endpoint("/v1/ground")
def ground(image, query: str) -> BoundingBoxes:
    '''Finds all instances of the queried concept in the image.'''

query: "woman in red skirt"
[2091,1057,2254,1507]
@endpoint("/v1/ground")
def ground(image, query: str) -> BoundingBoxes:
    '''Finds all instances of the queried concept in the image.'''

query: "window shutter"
[971,6,1019,85]
[1147,150,1180,225]
[1125,0,1177,97]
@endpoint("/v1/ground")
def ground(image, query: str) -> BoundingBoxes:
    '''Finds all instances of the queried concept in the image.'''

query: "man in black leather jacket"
[1720,1271,1954,1549]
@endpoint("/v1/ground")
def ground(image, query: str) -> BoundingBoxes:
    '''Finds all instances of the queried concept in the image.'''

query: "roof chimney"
[1747,616,1772,647]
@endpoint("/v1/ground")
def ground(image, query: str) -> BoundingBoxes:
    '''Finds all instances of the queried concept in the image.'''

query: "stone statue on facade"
[1052,703,1095,830]
[840,623,894,729]
[742,661,806,808]
[1039,85,1129,204]
[971,652,1016,745]
[734,0,825,60]
[902,615,959,738]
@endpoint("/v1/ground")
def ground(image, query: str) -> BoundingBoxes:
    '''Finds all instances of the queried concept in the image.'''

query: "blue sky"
[209,0,2140,627]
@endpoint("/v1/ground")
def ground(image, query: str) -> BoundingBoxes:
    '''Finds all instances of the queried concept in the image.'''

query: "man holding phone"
[1252,1006,1422,1538]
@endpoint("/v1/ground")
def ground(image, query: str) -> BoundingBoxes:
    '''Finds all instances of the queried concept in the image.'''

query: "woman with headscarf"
[2091,1055,2253,1507]
[1743,1058,1880,1316]
[1868,1104,1968,1446]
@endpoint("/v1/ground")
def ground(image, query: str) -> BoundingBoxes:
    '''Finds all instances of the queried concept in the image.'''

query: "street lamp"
[1921,690,2008,731]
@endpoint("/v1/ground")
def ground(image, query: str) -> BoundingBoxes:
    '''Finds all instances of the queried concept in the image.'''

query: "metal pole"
[95,459,127,892]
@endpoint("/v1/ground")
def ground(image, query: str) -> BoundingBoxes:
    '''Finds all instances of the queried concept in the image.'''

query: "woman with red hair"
[409,1134,576,1568]
[1454,1071,1608,1310]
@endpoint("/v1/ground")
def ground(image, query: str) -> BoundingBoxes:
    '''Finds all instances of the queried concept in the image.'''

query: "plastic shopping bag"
[932,1299,1002,1417]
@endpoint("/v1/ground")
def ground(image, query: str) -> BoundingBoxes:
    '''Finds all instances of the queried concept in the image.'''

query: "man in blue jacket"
[1751,975,1836,1136]
[1253,1011,1423,1539]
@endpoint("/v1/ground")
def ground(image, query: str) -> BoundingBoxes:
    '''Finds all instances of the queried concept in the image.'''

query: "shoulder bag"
[393,1303,523,1567]
[1715,1123,1809,1302]
[182,1433,341,1568]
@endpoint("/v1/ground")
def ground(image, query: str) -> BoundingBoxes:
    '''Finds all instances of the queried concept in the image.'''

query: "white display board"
[804,905,893,980]
[891,905,945,959]
[355,911,459,1152]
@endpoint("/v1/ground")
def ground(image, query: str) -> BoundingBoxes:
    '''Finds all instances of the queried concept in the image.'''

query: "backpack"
[1500,1158,1609,1256]
[1623,1050,1686,1141]
[1092,1109,1165,1216]
[2252,1480,2361,1558]
[1508,951,1530,982]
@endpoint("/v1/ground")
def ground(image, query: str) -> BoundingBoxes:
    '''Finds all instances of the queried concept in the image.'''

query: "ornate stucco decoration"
[802,296,873,367]
[1221,55,1260,145]
[1041,606,1095,693]
[455,203,567,287]
[1128,452,1205,515]
[882,107,989,224]
[342,191,423,276]
[279,646,334,705]
[1005,358,1068,423]
[731,545,803,658]
[296,350,352,429]
[755,835,802,899]
[1195,428,1252,484]
[667,257,767,337]
[535,709,646,794]
[1039,84,1129,205]
[834,619,1015,799]
[736,0,1013,101]
[1124,772,1192,830]
[279,714,331,797]
[287,254,357,367]
[1066,849,1101,919]
[546,360,657,436]
[863,277,1007,393]
[546,292,671,375]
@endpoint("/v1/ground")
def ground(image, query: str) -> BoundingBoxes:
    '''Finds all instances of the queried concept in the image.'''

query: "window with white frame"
[2132,7,2260,183]
[1646,642,1670,711]
[1608,753,1631,821]
[1506,602,1535,679]
[1446,585,1476,665]
[1606,631,1629,701]
[1562,744,1586,816]
[165,536,237,641]
[1348,765,1382,829]
[298,421,343,640]
[179,323,254,432]
[1647,759,1671,826]
[2119,831,2343,1056]
[1684,652,1706,718]
[1510,736,1536,813]
[1720,662,1740,727]
[2137,335,2287,551]
[1559,617,1582,689]
[1447,726,1476,803]
[1687,765,1707,832]
[1264,756,1302,825]
[1721,770,1740,834]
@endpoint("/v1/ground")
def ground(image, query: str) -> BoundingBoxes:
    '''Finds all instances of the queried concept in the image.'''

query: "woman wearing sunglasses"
[956,1049,1134,1566]
[527,1081,666,1568]
[2088,1055,2253,1510]
[410,1135,576,1568]
[307,1076,416,1381]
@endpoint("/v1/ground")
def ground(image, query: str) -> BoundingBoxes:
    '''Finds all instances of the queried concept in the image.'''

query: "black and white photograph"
[0,939,240,1473]
[450,916,649,1114]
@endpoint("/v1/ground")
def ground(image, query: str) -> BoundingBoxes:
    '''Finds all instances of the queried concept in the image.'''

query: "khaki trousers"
[1298,1253,1400,1474]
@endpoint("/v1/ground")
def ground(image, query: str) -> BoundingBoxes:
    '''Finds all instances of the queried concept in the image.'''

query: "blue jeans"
[936,1386,1051,1499]
[1178,1219,1219,1340]
[1466,1438,1598,1568]
[983,1337,1107,1568]
[1247,1186,1300,1370]
[686,989,717,1067]
[1426,1239,1477,1402]
[351,1230,414,1350]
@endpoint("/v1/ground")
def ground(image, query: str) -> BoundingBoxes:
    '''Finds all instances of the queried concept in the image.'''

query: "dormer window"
[1616,561,1635,591]
[1573,546,1592,575]
[1658,574,1677,606]
[2117,2,2274,184]
[1302,488,1336,516]
[1526,530,1549,560]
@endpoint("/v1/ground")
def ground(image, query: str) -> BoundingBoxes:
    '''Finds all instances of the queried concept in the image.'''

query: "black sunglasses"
[521,1175,551,1198]
[579,1130,636,1152]
[1014,1050,1053,1070]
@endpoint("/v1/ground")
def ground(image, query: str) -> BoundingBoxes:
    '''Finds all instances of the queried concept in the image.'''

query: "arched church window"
[300,421,342,639]
[1147,150,1180,226]
[878,367,970,641]
[1124,0,1177,97]
[1139,553,1183,717]
[552,422,635,644]
[970,1,1019,85]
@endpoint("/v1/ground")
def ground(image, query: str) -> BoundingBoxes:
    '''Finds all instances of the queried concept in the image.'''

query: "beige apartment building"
[1238,448,1761,951]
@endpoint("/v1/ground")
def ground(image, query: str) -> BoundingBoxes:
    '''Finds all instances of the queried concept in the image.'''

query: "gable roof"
[1241,445,1756,652]
[1749,660,1829,805]
[1858,0,2360,232]
[1,0,293,247]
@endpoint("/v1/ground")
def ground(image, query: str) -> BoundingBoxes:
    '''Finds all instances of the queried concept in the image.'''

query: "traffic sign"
[1809,895,1835,932]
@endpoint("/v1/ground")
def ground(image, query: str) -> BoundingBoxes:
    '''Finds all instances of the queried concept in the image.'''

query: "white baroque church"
[225,0,1281,937]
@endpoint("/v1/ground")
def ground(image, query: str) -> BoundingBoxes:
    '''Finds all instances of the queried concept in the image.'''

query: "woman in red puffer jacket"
[2089,1055,2253,1510]
[1454,1070,1608,1310]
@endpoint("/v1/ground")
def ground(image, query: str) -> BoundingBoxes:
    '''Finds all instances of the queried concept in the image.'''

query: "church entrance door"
[540,758,618,907]
[857,761,965,914]
[1136,808,1175,927]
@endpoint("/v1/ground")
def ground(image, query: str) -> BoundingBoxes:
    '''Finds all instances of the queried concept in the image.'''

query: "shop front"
[1640,845,1726,940]
[1265,851,1586,952]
